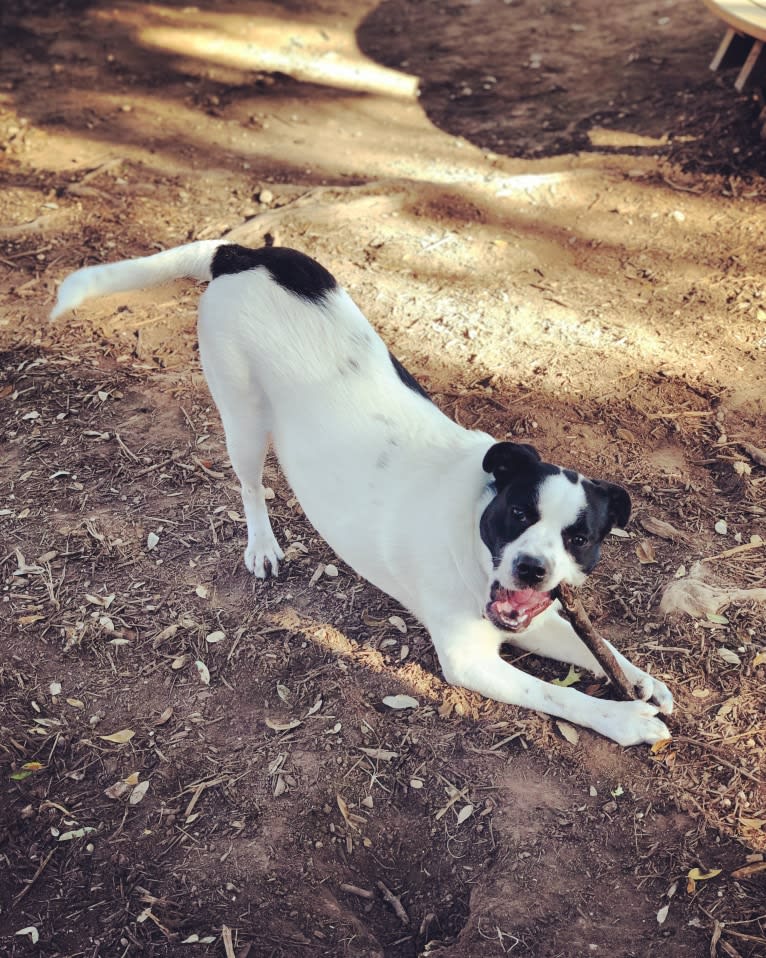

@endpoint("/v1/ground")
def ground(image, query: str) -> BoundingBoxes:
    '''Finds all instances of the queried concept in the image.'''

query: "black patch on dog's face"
[562,479,631,574]
[211,245,337,303]
[480,443,558,566]
[388,351,431,401]
[479,442,631,576]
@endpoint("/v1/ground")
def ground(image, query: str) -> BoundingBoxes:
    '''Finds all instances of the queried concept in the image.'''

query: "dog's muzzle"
[485,582,553,632]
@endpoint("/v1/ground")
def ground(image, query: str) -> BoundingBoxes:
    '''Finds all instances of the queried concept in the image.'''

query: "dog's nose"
[514,554,548,586]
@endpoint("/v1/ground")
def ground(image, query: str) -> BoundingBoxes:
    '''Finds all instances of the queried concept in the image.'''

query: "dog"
[52,241,673,746]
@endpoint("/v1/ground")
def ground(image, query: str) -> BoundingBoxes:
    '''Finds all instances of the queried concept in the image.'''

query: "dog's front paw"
[625,666,674,716]
[245,536,285,579]
[599,700,671,747]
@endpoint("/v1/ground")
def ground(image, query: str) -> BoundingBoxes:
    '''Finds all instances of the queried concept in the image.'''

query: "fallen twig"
[13,847,57,903]
[554,583,637,701]
[222,925,235,958]
[340,882,374,900]
[740,441,766,468]
[702,539,764,563]
[376,880,409,926]
[673,736,763,785]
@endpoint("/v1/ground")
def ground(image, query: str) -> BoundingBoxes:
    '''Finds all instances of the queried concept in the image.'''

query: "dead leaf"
[205,630,225,644]
[306,696,323,716]
[99,728,135,744]
[152,624,179,647]
[551,665,582,687]
[10,761,45,781]
[66,698,84,709]
[59,826,96,841]
[194,660,211,685]
[754,651,766,668]
[359,747,399,761]
[656,904,669,924]
[129,780,150,804]
[273,775,287,797]
[635,540,657,564]
[456,804,475,825]
[556,720,580,745]
[265,717,302,732]
[686,866,721,893]
[85,593,115,607]
[104,780,130,800]
[717,648,741,666]
[324,563,339,577]
[154,706,173,726]
[740,817,766,833]
[362,614,387,627]
[17,613,45,626]
[388,615,407,634]
[15,927,39,944]
[382,694,419,710]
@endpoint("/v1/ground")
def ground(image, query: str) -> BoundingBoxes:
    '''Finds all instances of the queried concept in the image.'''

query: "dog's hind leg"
[198,320,284,579]
[225,408,285,578]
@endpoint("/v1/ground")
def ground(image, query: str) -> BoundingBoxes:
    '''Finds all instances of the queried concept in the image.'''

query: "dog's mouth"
[485,583,553,633]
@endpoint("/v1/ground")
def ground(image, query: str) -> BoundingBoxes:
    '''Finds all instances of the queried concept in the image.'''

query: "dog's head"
[479,441,630,633]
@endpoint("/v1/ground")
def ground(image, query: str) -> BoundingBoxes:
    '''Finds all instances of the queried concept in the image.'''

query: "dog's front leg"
[511,606,674,715]
[431,618,671,747]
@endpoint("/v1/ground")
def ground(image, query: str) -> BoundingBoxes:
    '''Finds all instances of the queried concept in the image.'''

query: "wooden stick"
[221,925,236,958]
[376,881,409,926]
[340,882,374,900]
[553,583,637,701]
[13,847,57,903]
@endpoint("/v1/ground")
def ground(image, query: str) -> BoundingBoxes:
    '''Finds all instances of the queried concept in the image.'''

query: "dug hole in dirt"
[1,1,765,956]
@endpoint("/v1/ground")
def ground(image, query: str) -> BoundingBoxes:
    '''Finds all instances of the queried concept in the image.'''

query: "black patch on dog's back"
[211,245,337,303]
[389,351,431,401]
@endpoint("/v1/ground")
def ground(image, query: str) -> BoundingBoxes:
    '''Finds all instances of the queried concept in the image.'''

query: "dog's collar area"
[485,582,552,632]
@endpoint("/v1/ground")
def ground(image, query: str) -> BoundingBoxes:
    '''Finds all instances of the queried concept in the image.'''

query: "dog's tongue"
[495,587,550,616]
[490,586,552,630]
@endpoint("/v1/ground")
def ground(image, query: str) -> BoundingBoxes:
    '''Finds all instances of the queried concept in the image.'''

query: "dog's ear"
[483,442,541,490]
[590,479,631,531]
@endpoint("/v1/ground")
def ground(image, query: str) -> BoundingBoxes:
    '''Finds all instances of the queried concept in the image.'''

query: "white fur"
[52,242,673,746]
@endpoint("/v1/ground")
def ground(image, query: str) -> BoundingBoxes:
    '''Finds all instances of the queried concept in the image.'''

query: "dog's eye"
[570,534,588,548]
[510,507,528,523]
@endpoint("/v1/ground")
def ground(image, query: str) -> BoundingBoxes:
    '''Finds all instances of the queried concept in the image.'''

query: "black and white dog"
[52,241,673,746]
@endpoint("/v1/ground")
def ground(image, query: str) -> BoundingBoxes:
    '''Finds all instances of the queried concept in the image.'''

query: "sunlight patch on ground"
[97,4,418,99]
[268,606,442,703]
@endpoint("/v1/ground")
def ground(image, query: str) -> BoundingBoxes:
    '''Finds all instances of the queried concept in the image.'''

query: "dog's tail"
[50,239,228,321]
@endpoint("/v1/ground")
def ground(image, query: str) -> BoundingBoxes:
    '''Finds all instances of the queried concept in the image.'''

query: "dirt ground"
[1,0,766,955]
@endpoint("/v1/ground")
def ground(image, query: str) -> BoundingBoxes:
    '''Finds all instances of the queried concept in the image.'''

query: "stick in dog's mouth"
[485,583,553,632]
[553,581,639,701]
